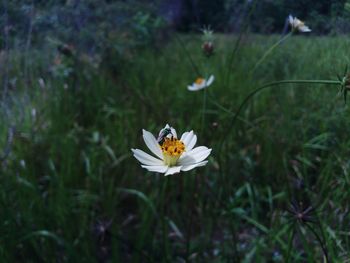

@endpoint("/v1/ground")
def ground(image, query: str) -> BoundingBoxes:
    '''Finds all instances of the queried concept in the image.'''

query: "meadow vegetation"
[1,31,350,262]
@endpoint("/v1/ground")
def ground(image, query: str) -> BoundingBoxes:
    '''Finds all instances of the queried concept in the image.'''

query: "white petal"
[181,161,208,172]
[206,75,214,86]
[295,19,302,26]
[188,146,209,154]
[188,85,199,91]
[186,133,197,151]
[189,147,211,162]
[165,166,182,176]
[141,165,168,173]
[197,83,207,89]
[197,82,206,89]
[188,82,206,91]
[182,130,194,148]
[299,26,311,32]
[288,15,293,24]
[178,153,197,166]
[131,149,163,166]
[143,129,163,159]
[179,146,211,165]
[180,131,190,142]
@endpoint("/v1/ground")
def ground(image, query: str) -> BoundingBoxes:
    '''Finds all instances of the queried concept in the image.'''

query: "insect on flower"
[132,124,211,176]
[157,126,174,145]
[187,75,215,91]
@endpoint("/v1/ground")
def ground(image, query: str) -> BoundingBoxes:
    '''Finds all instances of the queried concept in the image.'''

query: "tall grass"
[1,34,350,262]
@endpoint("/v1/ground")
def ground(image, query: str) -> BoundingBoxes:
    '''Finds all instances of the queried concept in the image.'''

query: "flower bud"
[202,41,214,57]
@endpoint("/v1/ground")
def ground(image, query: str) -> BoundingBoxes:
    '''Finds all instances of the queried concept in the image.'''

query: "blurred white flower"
[38,78,46,89]
[201,25,214,41]
[188,75,214,91]
[31,108,37,119]
[20,159,26,168]
[132,124,211,176]
[288,15,311,33]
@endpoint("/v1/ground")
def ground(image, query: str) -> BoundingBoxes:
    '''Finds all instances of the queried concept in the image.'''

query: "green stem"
[305,222,329,263]
[201,53,212,134]
[208,92,268,136]
[285,222,296,263]
[215,79,340,188]
[174,34,201,77]
[250,32,293,75]
[316,216,330,261]
[201,88,207,134]
[226,0,258,89]
[297,225,315,263]
[160,179,170,261]
[208,96,233,115]
[220,79,340,146]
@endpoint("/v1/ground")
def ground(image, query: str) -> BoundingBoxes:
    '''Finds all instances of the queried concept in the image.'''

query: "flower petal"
[181,130,194,148]
[206,75,214,86]
[186,133,197,151]
[188,82,206,91]
[188,85,198,91]
[141,165,168,173]
[180,131,190,142]
[299,26,311,32]
[197,82,206,89]
[165,166,182,176]
[181,161,208,172]
[131,149,163,166]
[188,147,211,162]
[288,15,294,25]
[178,153,196,166]
[179,146,211,165]
[142,129,163,159]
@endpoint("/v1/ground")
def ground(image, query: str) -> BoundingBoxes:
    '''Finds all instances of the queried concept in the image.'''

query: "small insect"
[157,128,173,145]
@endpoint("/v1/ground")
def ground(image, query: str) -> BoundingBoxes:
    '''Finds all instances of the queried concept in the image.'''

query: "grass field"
[1,34,350,262]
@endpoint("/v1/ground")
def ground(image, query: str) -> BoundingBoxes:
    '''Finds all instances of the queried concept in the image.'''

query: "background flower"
[187,75,215,91]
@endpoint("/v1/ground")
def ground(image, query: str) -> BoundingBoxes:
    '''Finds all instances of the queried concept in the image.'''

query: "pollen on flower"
[161,137,185,166]
[195,78,205,85]
[161,137,185,156]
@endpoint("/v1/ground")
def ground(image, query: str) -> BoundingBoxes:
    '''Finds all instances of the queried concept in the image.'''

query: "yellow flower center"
[195,78,205,85]
[160,137,185,166]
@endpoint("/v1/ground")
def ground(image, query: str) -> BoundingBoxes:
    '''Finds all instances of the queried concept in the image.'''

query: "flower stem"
[226,0,258,89]
[220,79,340,146]
[203,179,240,261]
[174,34,201,77]
[305,222,329,262]
[201,87,207,134]
[160,178,170,261]
[285,222,296,263]
[250,32,293,75]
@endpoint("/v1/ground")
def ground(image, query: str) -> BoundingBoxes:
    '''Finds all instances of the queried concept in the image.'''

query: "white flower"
[131,124,211,176]
[201,25,214,42]
[187,75,214,91]
[288,15,311,33]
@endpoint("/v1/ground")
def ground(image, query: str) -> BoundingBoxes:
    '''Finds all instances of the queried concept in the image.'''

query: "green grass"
[1,34,350,262]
